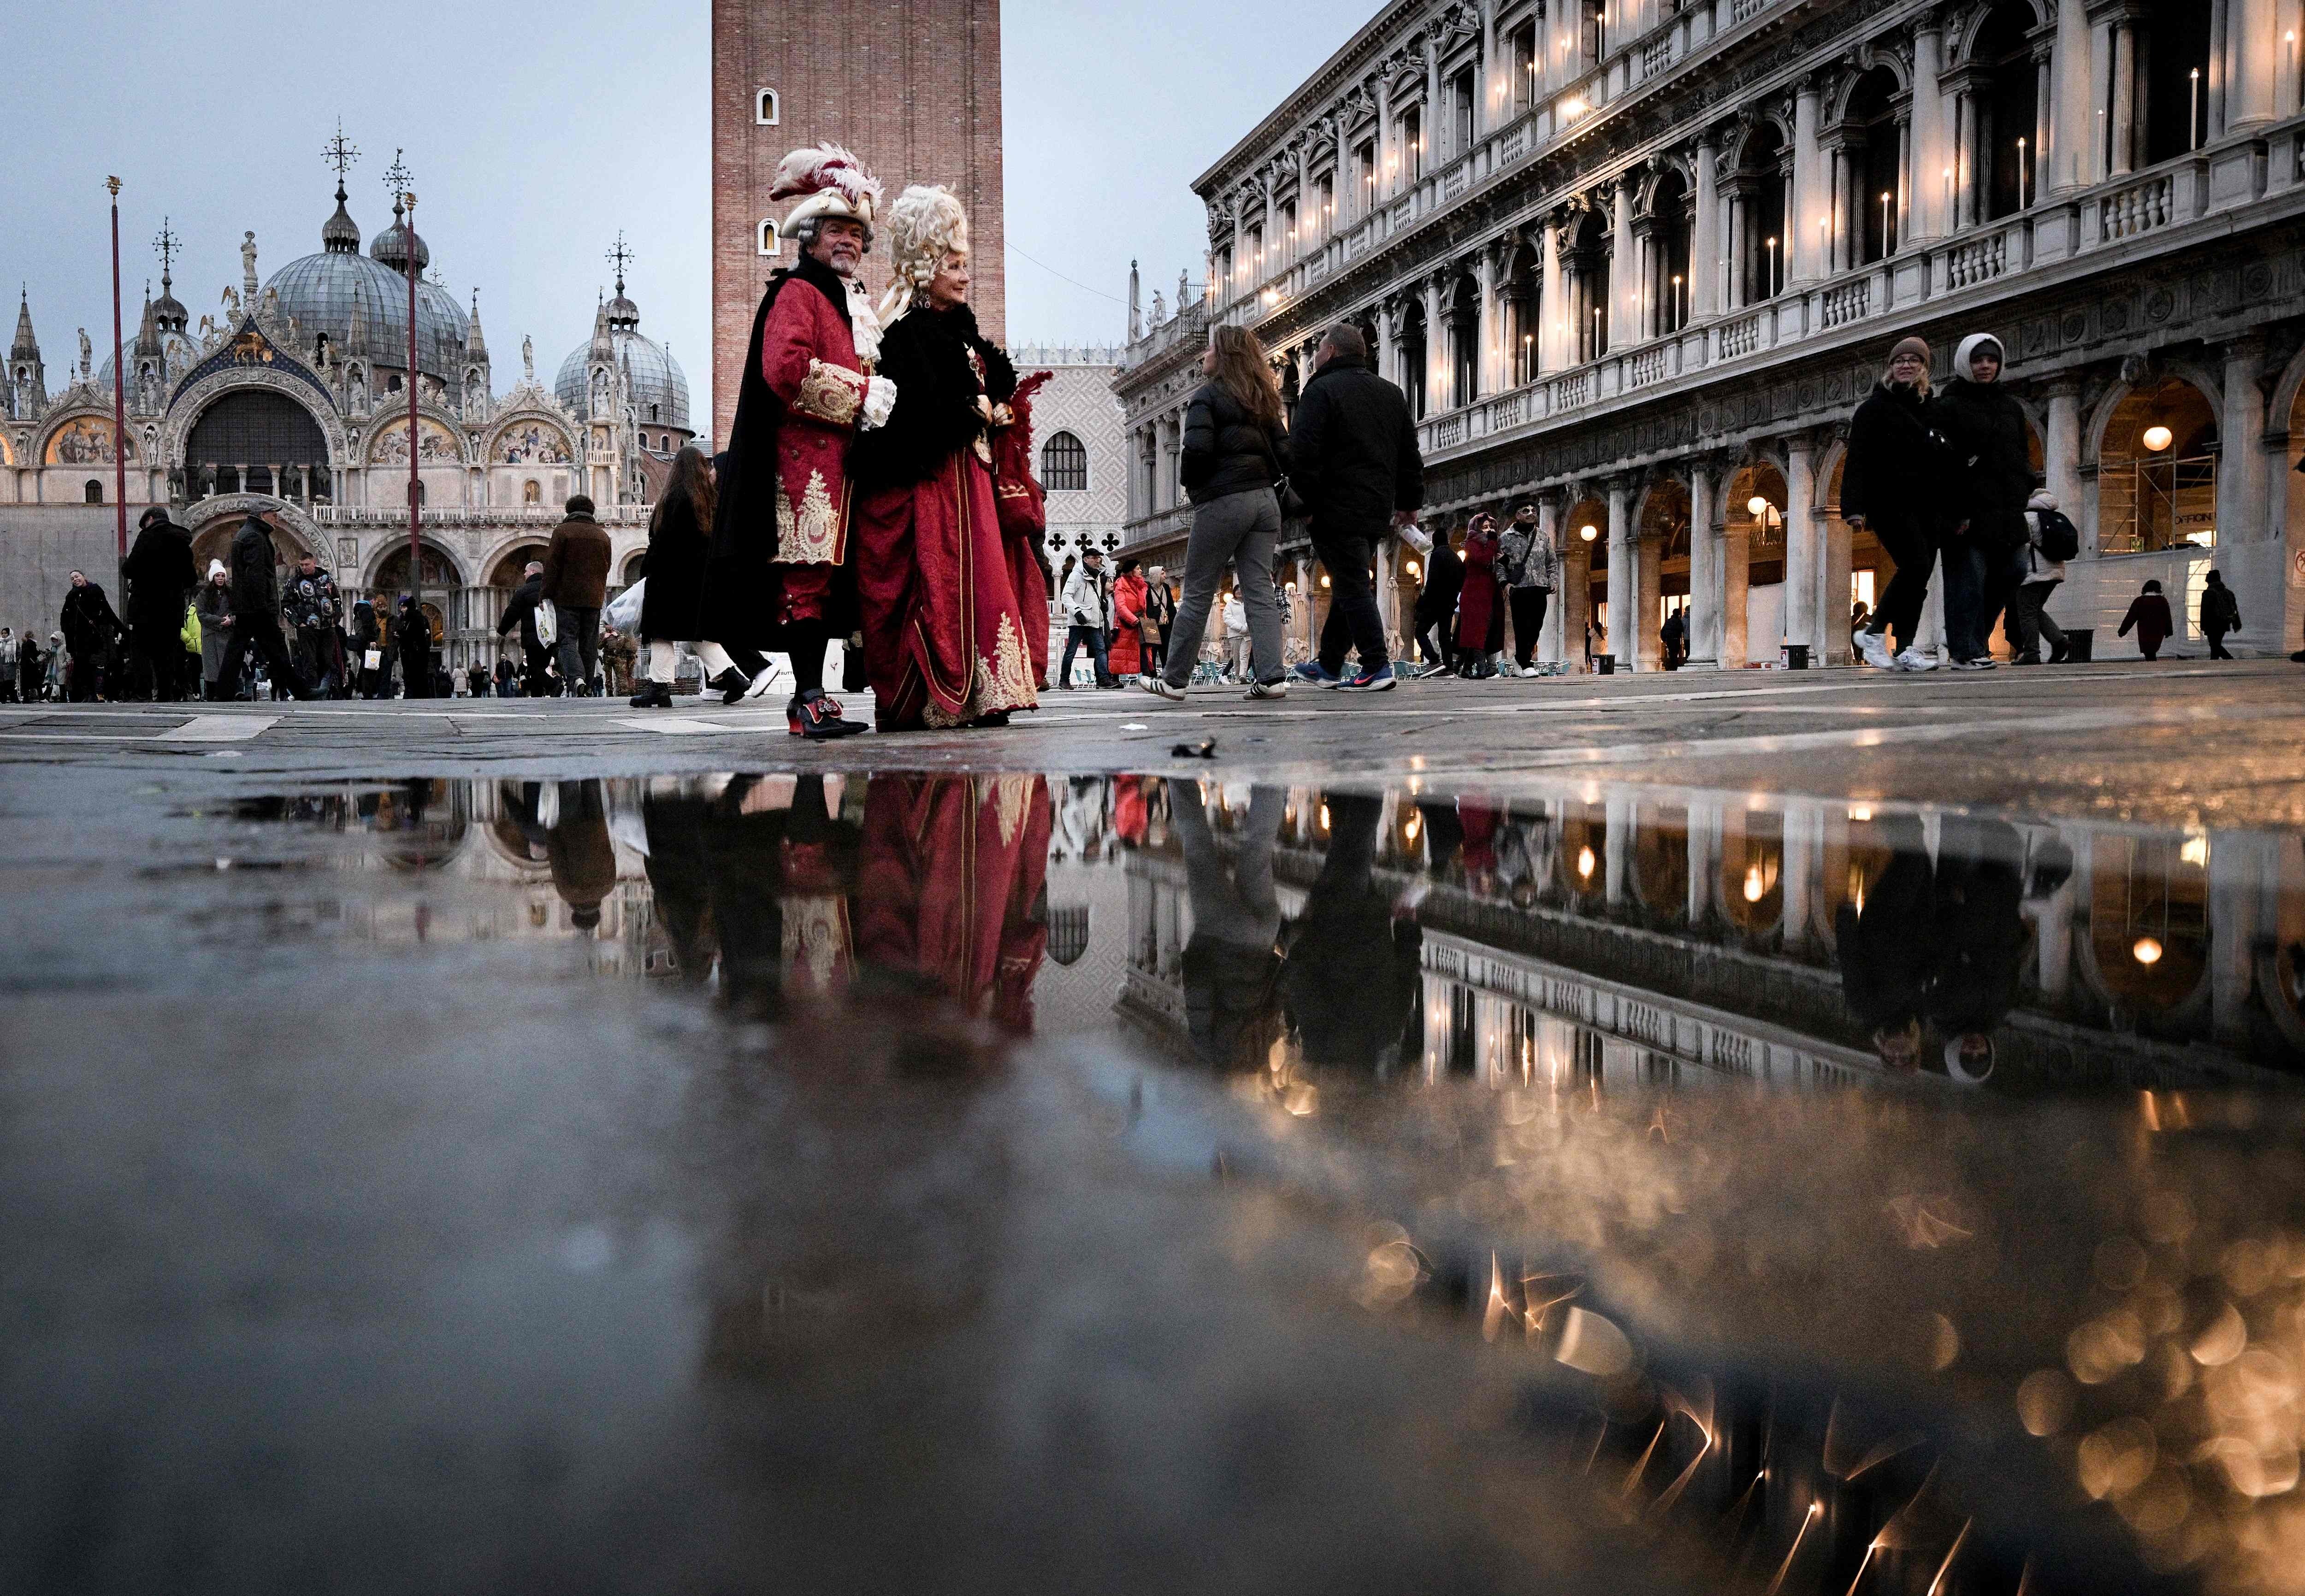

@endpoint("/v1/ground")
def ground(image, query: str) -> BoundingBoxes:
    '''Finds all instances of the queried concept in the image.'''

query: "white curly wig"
[877,184,970,322]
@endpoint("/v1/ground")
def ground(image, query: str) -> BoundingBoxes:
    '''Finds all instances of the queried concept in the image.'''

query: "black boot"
[628,680,672,709]
[709,667,750,706]
[787,687,866,739]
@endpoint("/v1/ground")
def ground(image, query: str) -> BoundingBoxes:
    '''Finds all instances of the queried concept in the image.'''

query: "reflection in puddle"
[200,773,2305,1593]
[246,773,2304,1085]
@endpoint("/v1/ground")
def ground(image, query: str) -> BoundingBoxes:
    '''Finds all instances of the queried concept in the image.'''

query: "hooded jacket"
[1933,334,2035,538]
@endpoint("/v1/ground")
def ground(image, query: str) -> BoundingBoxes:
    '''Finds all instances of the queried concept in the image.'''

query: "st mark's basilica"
[0,142,692,666]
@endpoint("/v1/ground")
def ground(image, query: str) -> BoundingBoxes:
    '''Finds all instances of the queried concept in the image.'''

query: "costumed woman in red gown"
[849,186,1042,730]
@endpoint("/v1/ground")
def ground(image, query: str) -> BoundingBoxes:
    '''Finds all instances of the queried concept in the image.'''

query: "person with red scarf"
[849,186,1041,730]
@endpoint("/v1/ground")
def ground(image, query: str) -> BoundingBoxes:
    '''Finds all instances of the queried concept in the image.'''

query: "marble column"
[1538,493,1567,662]
[2044,381,2086,551]
[1784,436,1818,654]
[1686,458,1721,667]
[1792,77,1825,281]
[1819,486,1853,666]
[2220,338,2269,565]
[1609,183,1637,350]
[1636,530,1665,671]
[1606,477,1633,667]
[2231,0,2281,130]
[1911,20,1950,239]
[1476,247,1499,398]
[1562,533,1593,670]
[1420,276,1445,412]
[1726,189,1749,311]
[2046,0,2093,194]
[1722,507,1751,666]
[1956,88,1981,228]
[1539,218,1565,373]
[1692,133,1722,319]
[2110,19,2137,177]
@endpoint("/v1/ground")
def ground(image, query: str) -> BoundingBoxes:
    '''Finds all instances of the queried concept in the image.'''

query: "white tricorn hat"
[770,142,883,233]
[878,184,969,322]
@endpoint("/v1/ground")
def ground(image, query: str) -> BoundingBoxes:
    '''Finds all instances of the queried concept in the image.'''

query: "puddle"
[6,771,2304,1593]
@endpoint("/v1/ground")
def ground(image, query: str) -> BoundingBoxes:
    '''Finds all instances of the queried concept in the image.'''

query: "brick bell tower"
[711,0,1007,445]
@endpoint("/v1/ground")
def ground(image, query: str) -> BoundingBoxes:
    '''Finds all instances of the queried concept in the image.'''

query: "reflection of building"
[2,161,691,666]
[1116,0,2305,662]
[1120,781,2305,1086]
[294,780,656,976]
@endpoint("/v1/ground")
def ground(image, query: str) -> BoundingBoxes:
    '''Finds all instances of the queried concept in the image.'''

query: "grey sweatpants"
[1163,486,1284,688]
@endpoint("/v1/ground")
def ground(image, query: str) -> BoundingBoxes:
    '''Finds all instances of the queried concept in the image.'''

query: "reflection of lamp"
[1404,814,1421,842]
[2180,835,2208,868]
[1319,572,1332,589]
[1576,845,1596,879]
[1744,863,1766,903]
[2141,424,2174,453]
[2133,936,2164,966]
[1579,523,1598,542]
[1405,559,1421,577]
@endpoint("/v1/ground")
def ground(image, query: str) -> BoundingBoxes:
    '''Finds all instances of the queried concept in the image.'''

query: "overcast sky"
[3,0,1371,424]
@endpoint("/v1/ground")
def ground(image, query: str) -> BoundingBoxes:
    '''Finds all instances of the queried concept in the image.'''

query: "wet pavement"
[4,670,2305,1593]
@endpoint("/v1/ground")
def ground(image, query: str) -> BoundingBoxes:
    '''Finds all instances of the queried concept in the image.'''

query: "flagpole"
[107,177,128,570]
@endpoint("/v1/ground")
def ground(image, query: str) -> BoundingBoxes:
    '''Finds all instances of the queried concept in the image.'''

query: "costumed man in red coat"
[706,142,895,739]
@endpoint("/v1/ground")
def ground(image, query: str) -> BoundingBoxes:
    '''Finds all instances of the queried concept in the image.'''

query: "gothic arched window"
[83,479,102,504]
[1041,430,1088,492]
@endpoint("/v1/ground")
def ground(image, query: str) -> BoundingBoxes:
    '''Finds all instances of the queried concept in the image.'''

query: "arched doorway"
[1843,67,1904,262]
[2099,377,2219,554]
[1567,207,1611,360]
[1642,169,1692,337]
[1397,300,1429,418]
[187,508,313,582]
[1563,495,1606,659]
[1732,124,1790,305]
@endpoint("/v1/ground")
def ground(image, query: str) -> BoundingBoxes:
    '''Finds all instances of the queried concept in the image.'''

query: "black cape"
[703,249,861,648]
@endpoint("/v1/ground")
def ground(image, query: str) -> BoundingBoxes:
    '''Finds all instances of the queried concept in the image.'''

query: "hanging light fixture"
[2141,424,2174,452]
[1579,523,1598,542]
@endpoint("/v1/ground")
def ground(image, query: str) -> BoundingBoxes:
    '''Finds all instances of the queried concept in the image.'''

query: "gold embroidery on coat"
[791,359,865,426]
[778,470,842,565]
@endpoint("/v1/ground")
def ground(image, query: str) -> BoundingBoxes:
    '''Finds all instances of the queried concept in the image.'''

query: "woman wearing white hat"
[195,559,235,701]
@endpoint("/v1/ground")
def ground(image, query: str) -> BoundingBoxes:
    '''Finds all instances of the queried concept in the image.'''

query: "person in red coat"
[848,185,1041,730]
[707,142,893,738]
[987,370,1056,689]
[2117,578,2175,660]
[1454,512,1504,678]
[1108,557,1148,680]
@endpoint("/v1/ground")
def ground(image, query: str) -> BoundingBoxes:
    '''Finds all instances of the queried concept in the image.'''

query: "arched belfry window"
[1041,430,1088,491]
[756,88,780,125]
[757,218,780,258]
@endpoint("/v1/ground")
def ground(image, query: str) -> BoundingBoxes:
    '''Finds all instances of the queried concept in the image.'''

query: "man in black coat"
[495,561,556,695]
[396,596,435,699]
[214,515,314,701]
[1287,322,1423,692]
[59,570,123,701]
[123,507,198,701]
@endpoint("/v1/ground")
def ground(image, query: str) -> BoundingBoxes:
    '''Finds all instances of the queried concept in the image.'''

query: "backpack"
[2033,506,2080,564]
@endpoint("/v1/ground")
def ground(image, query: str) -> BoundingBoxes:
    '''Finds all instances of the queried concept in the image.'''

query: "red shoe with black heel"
[787,688,866,739]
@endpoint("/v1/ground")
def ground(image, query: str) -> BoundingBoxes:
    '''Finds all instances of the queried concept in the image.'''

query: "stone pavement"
[5,658,2303,825]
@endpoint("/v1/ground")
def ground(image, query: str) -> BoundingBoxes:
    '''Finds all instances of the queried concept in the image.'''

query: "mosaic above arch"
[368,414,464,466]
[490,419,573,465]
[45,415,136,465]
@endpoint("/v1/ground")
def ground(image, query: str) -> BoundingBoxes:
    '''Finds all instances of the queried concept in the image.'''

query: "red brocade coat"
[706,253,871,644]
[850,305,1040,730]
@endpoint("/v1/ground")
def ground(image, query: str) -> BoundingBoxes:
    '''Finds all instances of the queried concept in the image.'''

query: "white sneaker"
[743,664,780,700]
[1893,648,1938,672]
[1856,630,1895,670]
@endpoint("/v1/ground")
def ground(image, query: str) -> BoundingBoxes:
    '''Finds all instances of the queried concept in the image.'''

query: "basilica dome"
[555,280,689,433]
[261,185,468,382]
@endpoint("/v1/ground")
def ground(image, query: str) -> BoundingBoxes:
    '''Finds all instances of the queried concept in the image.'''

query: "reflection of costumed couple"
[702,141,1041,738]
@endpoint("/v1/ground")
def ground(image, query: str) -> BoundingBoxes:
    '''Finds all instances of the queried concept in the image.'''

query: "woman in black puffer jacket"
[1145,324,1294,699]
[1932,332,2037,668]
[1842,336,1955,669]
